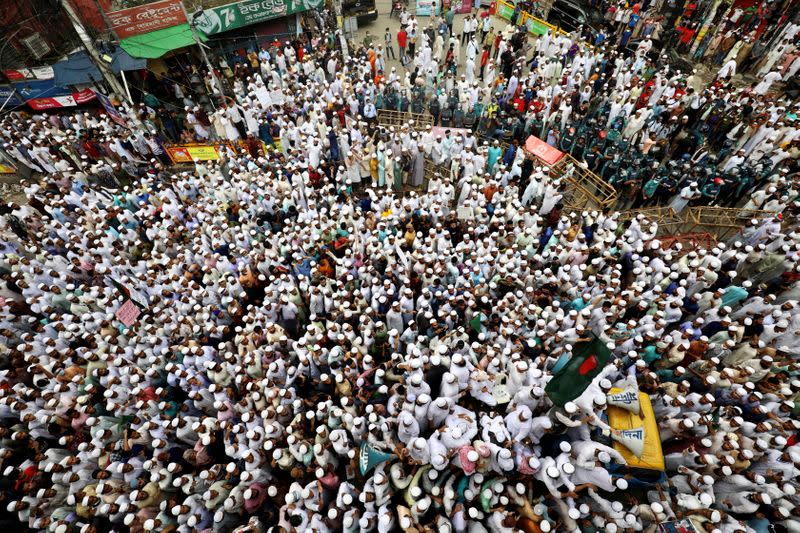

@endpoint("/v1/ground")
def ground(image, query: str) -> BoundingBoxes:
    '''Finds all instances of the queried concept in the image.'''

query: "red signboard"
[107,0,187,39]
[27,88,97,110]
[458,0,472,13]
[525,135,564,166]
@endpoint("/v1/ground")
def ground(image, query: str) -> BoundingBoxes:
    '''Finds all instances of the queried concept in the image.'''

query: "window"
[20,33,51,59]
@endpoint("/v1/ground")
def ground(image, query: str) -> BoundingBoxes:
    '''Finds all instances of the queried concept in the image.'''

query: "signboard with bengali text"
[194,0,323,35]
[107,0,188,39]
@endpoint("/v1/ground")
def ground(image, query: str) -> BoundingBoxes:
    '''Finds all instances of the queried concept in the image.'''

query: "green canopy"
[119,24,204,59]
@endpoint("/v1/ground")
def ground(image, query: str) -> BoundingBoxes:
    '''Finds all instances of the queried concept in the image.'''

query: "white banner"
[30,66,54,80]
[607,387,641,416]
[611,427,645,458]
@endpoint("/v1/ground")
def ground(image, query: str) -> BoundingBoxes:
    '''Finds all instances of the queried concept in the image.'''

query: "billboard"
[194,0,323,35]
[107,0,188,39]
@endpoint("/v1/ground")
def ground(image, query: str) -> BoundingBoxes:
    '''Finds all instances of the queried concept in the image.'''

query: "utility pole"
[60,0,132,106]
[180,3,223,109]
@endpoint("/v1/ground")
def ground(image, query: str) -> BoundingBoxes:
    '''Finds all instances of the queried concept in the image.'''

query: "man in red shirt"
[397,27,408,65]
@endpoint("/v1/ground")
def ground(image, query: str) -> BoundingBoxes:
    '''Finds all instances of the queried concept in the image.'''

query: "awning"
[53,52,102,86]
[53,50,147,86]
[110,49,147,72]
[119,23,203,59]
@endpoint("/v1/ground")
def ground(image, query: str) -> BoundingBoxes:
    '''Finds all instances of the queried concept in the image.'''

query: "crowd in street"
[0,2,800,533]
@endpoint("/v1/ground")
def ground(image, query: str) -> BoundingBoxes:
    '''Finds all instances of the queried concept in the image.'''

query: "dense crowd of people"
[0,2,800,533]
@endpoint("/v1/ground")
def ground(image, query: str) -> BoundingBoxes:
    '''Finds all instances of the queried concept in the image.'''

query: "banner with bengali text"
[195,0,324,35]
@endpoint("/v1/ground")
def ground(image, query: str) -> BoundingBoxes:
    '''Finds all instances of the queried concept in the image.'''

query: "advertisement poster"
[107,0,187,39]
[195,0,324,35]
[457,0,472,13]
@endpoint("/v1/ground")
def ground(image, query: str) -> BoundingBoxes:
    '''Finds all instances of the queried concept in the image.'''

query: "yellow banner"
[166,144,223,163]
[186,146,220,160]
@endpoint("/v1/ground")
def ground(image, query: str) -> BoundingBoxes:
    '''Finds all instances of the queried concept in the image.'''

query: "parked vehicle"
[547,0,599,33]
[343,0,378,21]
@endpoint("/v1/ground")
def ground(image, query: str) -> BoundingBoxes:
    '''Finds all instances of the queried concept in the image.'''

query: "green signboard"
[496,2,514,19]
[195,0,323,35]
[528,19,550,35]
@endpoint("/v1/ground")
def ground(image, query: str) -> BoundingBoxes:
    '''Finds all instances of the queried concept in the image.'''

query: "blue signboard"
[0,85,23,106]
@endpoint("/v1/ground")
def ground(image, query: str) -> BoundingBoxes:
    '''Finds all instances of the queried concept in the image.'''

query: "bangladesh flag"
[545,334,612,407]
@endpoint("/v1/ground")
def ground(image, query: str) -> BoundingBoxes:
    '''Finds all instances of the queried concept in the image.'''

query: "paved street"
[349,0,490,73]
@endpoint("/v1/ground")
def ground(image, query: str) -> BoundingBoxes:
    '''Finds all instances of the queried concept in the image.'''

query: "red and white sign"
[3,70,29,81]
[27,88,97,110]
[525,135,564,166]
[115,300,141,327]
[107,0,187,39]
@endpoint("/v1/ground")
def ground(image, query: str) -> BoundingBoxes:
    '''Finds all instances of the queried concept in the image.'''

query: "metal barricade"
[682,206,777,241]
[616,207,686,235]
[549,154,618,210]
[655,232,717,255]
[377,110,434,129]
